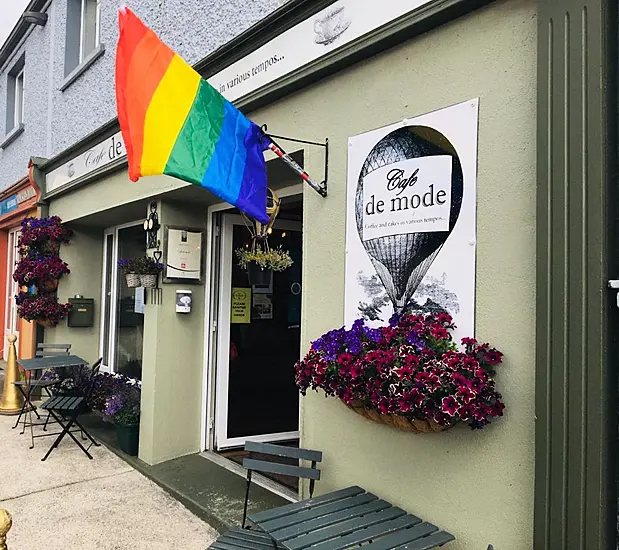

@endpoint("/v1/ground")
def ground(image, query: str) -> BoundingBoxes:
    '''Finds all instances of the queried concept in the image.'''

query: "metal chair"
[38,358,102,461]
[12,343,71,431]
[210,442,322,550]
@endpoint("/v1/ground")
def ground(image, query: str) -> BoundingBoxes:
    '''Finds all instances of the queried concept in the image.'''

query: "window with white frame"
[65,0,101,76]
[5,55,25,134]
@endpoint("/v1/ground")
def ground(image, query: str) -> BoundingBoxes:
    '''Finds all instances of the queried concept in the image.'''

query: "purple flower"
[104,395,124,417]
[295,312,506,430]
[406,331,424,349]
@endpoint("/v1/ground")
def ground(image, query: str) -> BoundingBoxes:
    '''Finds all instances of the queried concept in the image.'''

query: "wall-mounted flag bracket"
[261,124,328,197]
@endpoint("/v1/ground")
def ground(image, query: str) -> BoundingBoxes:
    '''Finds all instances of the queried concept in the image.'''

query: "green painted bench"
[208,442,456,550]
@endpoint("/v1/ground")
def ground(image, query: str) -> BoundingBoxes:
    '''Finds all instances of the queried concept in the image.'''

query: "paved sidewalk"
[0,413,216,549]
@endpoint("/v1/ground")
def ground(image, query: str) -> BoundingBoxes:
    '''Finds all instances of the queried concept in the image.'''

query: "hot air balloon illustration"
[355,126,463,315]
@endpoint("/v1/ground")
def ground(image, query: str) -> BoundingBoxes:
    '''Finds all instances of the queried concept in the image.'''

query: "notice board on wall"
[344,99,479,341]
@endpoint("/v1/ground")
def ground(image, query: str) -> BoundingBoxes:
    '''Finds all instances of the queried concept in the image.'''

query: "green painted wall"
[44,228,103,363]
[249,1,537,548]
[139,201,207,464]
[47,182,207,464]
[49,169,190,223]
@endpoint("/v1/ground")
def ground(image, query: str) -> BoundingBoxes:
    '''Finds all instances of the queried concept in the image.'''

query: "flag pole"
[266,140,328,197]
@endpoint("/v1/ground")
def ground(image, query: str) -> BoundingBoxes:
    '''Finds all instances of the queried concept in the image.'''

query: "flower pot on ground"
[102,375,141,455]
[236,244,293,286]
[295,311,506,432]
[115,423,140,456]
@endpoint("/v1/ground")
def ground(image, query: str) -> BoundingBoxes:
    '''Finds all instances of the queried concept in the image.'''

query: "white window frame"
[4,229,21,360]
[79,0,101,64]
[13,68,24,127]
[94,0,101,49]
[99,220,143,373]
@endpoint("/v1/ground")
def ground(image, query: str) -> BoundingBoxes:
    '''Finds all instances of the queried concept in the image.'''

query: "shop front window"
[100,223,145,379]
[114,225,145,379]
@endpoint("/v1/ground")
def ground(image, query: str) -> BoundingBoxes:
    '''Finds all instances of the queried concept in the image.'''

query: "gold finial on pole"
[0,509,12,550]
[0,335,24,415]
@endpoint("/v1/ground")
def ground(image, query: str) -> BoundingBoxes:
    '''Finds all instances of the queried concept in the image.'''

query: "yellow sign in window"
[231,287,251,324]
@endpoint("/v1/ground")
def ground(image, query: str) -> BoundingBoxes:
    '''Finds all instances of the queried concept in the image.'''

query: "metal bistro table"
[15,355,88,448]
[246,486,455,550]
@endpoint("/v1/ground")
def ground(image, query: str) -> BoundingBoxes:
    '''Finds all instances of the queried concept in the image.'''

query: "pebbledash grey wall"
[0,17,51,190]
[0,0,288,190]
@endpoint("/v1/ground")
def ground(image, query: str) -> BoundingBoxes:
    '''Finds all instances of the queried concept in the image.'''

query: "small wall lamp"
[22,12,48,26]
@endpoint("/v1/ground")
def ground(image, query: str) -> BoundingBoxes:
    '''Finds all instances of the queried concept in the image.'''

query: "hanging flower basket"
[236,244,293,288]
[140,274,157,288]
[16,292,72,327]
[345,399,452,433]
[296,312,506,432]
[247,262,271,287]
[39,241,61,255]
[125,273,140,288]
[37,278,59,293]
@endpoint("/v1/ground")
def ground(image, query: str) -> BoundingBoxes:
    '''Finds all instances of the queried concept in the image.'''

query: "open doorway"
[212,196,303,491]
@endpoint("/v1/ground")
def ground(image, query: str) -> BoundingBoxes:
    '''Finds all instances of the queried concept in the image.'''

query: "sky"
[0,0,30,51]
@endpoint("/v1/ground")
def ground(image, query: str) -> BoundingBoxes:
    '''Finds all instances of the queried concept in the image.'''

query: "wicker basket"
[36,318,55,328]
[38,278,59,293]
[140,274,157,288]
[125,273,140,288]
[39,240,61,255]
[345,399,452,434]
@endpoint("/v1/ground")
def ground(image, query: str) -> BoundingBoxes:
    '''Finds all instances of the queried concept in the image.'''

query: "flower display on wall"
[295,311,505,431]
[13,256,70,286]
[19,216,72,247]
[13,216,73,327]
[15,292,72,326]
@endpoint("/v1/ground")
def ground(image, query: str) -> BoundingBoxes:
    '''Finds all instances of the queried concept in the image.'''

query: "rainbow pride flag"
[115,7,268,223]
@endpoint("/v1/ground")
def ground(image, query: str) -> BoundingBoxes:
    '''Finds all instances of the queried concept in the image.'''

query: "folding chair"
[12,343,71,431]
[209,442,322,550]
[38,358,102,461]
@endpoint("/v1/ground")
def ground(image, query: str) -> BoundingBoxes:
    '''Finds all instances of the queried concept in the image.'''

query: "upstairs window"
[5,56,25,134]
[65,0,101,76]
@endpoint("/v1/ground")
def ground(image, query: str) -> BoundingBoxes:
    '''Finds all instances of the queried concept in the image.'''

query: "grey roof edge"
[37,0,333,175]
[0,0,48,69]
[38,0,492,179]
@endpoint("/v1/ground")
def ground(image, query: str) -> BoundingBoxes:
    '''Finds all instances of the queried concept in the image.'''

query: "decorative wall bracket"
[261,125,329,197]
[143,201,160,250]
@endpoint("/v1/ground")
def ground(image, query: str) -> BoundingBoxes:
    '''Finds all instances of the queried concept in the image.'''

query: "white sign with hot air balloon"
[345,99,479,340]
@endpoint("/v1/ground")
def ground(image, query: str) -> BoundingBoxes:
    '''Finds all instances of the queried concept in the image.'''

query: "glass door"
[214,214,303,449]
[4,229,20,359]
[99,222,145,378]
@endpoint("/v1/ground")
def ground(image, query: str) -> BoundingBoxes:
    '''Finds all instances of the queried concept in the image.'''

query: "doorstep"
[80,413,287,534]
